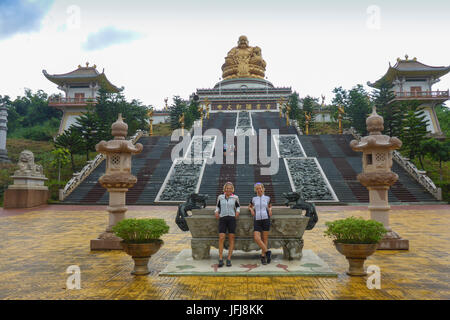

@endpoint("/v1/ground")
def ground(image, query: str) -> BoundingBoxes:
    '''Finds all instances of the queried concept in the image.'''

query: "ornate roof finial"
[366,105,384,135]
[111,113,128,139]
[405,54,409,60]
[86,62,90,67]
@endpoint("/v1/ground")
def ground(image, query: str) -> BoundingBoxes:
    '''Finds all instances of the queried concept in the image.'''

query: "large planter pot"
[121,240,163,275]
[334,242,378,276]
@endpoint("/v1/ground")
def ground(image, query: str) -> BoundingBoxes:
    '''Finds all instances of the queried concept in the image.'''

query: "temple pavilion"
[192,36,292,112]
[43,63,122,134]
[368,56,450,137]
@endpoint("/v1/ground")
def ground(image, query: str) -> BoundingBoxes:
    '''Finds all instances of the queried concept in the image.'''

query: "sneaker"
[266,250,272,264]
[218,259,224,268]
[260,255,267,265]
[226,259,232,267]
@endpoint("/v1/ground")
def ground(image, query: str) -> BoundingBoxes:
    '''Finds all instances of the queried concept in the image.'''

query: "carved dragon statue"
[282,191,318,230]
[175,193,209,231]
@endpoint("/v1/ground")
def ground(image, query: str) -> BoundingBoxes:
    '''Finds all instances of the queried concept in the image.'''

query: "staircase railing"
[290,119,303,135]
[346,127,442,201]
[59,130,145,201]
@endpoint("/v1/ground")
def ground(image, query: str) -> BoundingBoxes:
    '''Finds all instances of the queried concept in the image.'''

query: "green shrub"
[112,218,170,243]
[47,179,65,201]
[324,216,387,244]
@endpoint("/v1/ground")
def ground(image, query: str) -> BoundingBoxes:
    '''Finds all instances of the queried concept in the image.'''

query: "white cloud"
[0,0,54,40]
[82,26,142,51]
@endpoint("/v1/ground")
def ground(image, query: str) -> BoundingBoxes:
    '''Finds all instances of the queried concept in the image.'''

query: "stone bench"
[185,207,310,260]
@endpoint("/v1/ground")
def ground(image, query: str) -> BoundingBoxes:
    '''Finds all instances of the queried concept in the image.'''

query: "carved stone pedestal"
[4,188,49,209]
[4,150,48,208]
[377,230,409,250]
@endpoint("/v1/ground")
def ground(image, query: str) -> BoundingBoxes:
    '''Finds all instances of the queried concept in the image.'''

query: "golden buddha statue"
[221,36,266,80]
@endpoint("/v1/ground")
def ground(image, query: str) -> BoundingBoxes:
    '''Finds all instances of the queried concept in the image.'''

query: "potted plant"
[112,218,170,275]
[324,217,387,276]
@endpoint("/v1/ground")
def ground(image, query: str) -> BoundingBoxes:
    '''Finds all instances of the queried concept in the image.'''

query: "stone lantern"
[350,107,409,250]
[90,114,143,250]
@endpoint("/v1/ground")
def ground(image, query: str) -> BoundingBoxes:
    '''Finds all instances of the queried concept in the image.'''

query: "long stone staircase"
[62,112,438,205]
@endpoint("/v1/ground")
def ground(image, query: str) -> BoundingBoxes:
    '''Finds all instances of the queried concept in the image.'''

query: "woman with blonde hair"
[248,182,272,265]
[214,182,240,267]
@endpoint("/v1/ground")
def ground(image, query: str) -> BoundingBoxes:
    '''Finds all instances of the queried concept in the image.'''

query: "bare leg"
[218,233,225,260]
[227,234,235,259]
[262,231,269,251]
[254,231,268,255]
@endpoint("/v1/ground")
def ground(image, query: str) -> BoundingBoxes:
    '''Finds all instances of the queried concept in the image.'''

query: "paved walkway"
[0,204,449,300]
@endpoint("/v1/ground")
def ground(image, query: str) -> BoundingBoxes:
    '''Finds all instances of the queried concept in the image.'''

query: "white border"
[234,110,255,136]
[272,134,307,158]
[283,157,339,203]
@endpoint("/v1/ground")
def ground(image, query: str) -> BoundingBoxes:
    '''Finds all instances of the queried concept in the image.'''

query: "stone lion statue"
[14,150,44,177]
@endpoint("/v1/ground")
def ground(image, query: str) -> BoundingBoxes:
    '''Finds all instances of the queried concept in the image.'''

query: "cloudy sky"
[0,0,449,109]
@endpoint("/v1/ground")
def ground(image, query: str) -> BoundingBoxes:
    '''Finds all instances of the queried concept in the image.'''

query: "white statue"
[14,150,44,177]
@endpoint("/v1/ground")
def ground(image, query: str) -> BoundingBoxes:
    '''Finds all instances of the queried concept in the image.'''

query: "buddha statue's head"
[238,35,249,48]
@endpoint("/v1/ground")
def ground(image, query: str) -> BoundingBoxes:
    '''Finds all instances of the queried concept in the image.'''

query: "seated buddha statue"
[221,36,266,79]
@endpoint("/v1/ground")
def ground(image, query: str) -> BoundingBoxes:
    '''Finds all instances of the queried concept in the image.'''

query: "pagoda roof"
[368,57,450,88]
[43,64,122,93]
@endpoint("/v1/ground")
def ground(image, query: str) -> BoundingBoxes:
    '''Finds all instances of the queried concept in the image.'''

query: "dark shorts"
[218,216,236,234]
[254,218,270,232]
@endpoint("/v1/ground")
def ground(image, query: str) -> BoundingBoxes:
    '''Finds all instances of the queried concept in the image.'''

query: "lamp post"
[90,114,143,250]
[350,107,409,250]
[277,97,285,119]
[305,112,311,135]
[286,104,291,126]
[179,113,185,136]
[204,97,211,120]
[338,105,345,135]
[148,107,154,136]
[198,105,203,128]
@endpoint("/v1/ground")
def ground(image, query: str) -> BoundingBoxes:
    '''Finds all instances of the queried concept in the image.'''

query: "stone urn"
[334,242,378,276]
[121,240,163,275]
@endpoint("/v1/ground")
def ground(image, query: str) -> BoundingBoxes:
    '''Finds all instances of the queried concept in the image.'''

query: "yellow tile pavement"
[0,205,449,300]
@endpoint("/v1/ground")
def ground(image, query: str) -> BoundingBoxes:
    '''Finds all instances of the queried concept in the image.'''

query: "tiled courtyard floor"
[0,204,449,300]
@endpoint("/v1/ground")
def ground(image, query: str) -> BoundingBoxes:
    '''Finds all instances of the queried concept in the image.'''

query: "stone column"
[350,107,409,250]
[0,106,10,163]
[90,114,143,250]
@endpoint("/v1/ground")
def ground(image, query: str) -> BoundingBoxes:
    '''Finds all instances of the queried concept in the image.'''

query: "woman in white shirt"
[248,183,272,265]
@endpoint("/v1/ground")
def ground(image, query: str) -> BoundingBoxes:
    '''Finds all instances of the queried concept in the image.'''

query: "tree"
[50,148,71,182]
[401,101,429,167]
[169,96,188,130]
[71,107,102,162]
[299,95,318,131]
[94,88,149,140]
[287,92,301,121]
[331,86,348,122]
[420,139,450,182]
[2,89,62,138]
[332,85,371,135]
[371,79,400,136]
[54,127,84,172]
[435,104,450,137]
